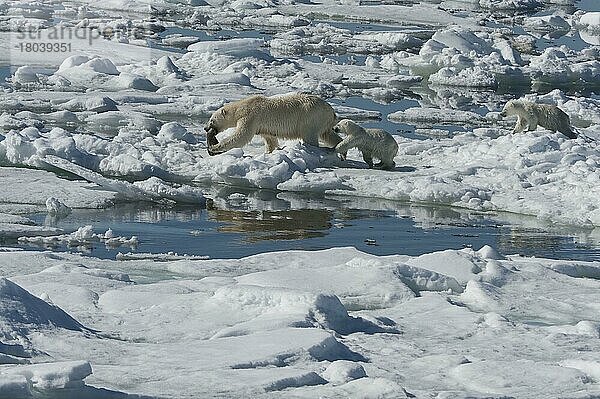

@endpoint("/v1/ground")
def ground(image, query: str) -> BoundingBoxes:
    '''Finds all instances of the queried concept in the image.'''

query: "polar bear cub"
[204,93,343,155]
[500,99,576,139]
[333,119,398,170]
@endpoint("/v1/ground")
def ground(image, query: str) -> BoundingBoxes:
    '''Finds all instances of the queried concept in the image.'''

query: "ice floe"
[0,1,599,397]
[1,95,599,226]
[18,225,139,250]
[0,245,598,397]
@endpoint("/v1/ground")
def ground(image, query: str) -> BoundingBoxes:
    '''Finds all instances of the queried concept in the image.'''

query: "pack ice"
[0,0,600,398]
[1,19,599,226]
[0,246,599,398]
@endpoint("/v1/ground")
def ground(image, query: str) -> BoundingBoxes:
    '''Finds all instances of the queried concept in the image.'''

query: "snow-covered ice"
[0,0,599,398]
[1,102,599,225]
[0,246,599,398]
[18,225,139,250]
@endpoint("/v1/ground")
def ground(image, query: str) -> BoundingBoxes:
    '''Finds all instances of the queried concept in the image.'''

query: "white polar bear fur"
[500,99,576,139]
[334,119,399,170]
[205,93,343,155]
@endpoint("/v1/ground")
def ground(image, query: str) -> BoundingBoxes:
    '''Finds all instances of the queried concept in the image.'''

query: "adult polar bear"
[500,99,576,139]
[205,93,343,155]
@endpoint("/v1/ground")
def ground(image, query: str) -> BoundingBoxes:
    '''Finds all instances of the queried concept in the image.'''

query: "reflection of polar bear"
[204,94,343,155]
[500,100,576,139]
[333,119,398,170]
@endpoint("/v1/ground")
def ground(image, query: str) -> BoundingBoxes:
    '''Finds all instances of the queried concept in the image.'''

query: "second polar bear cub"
[205,93,343,155]
[500,99,576,139]
[334,119,398,170]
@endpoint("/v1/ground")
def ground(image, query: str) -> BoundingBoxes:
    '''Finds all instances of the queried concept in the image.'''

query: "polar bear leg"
[335,136,360,160]
[262,135,279,153]
[335,136,359,155]
[553,112,577,138]
[513,116,527,133]
[375,160,395,170]
[319,129,343,148]
[559,125,577,139]
[302,132,320,147]
[209,119,255,155]
[375,149,396,170]
[527,115,538,131]
[362,152,374,168]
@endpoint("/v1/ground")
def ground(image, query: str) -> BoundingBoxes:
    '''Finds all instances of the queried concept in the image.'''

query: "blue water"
[159,26,273,43]
[0,65,11,85]
[330,96,420,138]
[576,0,600,12]
[329,96,471,139]
[17,196,600,262]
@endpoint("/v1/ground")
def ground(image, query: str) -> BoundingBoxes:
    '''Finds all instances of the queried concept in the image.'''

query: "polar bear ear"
[220,108,227,116]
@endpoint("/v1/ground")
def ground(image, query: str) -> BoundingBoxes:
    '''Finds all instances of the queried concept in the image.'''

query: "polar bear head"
[205,104,238,136]
[333,119,364,136]
[500,100,525,118]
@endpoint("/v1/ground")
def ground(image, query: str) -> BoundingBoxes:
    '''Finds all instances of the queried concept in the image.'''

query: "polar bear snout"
[204,119,216,134]
[333,119,353,132]
[204,119,220,149]
[204,123,217,136]
[500,103,513,118]
[333,122,342,133]
[500,100,518,118]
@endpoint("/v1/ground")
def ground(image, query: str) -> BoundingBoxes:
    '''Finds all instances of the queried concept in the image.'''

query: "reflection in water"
[133,207,203,224]
[43,203,204,227]
[207,206,331,242]
[20,189,600,261]
[497,226,600,258]
[498,228,574,257]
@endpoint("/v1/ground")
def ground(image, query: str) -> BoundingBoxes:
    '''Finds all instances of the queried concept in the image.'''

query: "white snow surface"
[0,167,117,212]
[1,104,599,226]
[0,2,600,397]
[17,225,139,250]
[0,246,599,398]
